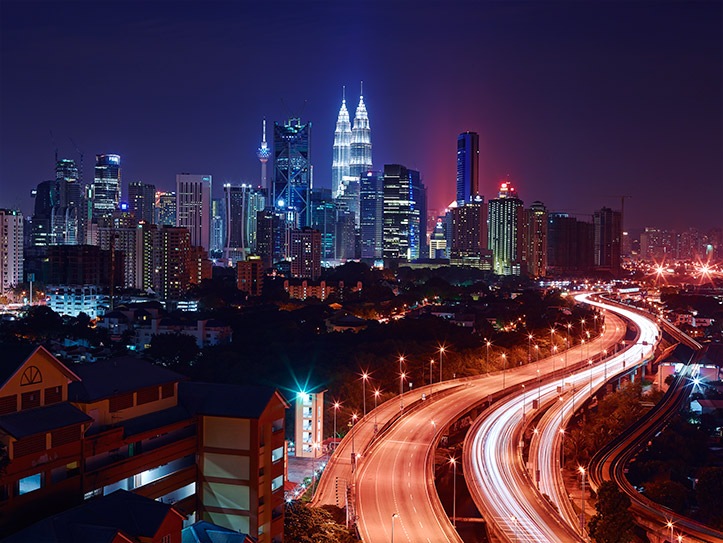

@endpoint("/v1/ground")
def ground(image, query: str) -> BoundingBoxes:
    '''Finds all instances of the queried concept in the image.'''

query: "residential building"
[487,181,523,275]
[211,198,225,255]
[0,346,288,542]
[176,174,212,251]
[156,191,177,226]
[450,197,490,268]
[283,279,362,301]
[593,207,622,276]
[128,182,156,224]
[0,209,23,296]
[46,245,123,287]
[99,226,138,289]
[237,256,264,296]
[47,285,105,319]
[546,213,594,274]
[290,227,321,280]
[520,201,548,277]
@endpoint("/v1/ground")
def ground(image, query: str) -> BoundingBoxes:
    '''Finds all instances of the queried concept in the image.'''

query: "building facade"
[488,182,523,275]
[128,182,156,224]
[520,201,548,277]
[456,131,479,205]
[92,154,121,224]
[273,119,311,227]
[382,165,425,261]
[593,207,622,276]
[332,92,352,198]
[290,227,321,280]
[0,209,23,296]
[176,174,212,251]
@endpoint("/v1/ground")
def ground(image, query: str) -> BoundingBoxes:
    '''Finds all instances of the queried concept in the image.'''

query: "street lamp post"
[581,319,586,360]
[486,340,491,373]
[374,390,380,432]
[566,323,572,372]
[535,344,539,364]
[439,346,445,382]
[502,354,507,389]
[528,334,533,365]
[429,359,434,386]
[511,515,518,543]
[550,327,556,357]
[579,466,586,533]
[391,513,399,543]
[333,401,340,446]
[362,373,369,418]
[667,521,674,543]
[400,372,406,411]
[450,457,457,527]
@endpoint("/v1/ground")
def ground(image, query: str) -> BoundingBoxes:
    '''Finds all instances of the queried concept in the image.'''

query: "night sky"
[1,1,721,233]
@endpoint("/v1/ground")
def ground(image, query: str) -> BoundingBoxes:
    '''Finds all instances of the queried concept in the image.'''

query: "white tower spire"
[332,86,352,197]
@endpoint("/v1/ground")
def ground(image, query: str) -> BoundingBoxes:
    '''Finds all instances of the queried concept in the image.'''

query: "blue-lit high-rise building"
[349,83,372,178]
[92,154,121,223]
[360,170,384,259]
[273,118,311,227]
[456,131,479,205]
[382,164,426,261]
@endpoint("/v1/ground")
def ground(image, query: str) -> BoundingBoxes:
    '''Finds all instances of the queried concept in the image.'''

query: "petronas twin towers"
[332,83,372,197]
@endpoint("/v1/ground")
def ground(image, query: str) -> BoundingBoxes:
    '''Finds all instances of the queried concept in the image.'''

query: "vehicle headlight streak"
[464,294,660,543]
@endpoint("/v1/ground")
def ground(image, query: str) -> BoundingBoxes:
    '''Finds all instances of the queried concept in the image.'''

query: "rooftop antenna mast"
[49,130,58,164]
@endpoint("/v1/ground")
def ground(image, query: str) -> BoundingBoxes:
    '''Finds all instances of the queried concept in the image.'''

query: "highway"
[588,358,723,543]
[464,294,659,543]
[352,311,626,543]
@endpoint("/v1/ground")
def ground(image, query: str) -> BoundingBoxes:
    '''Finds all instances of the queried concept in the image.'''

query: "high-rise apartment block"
[593,207,622,276]
[128,181,156,224]
[290,227,322,280]
[237,256,264,296]
[155,191,176,226]
[273,119,311,227]
[224,184,266,264]
[0,210,23,296]
[520,201,548,277]
[488,182,523,275]
[450,197,491,269]
[176,174,212,251]
[92,154,121,224]
[456,131,480,205]
[546,213,594,274]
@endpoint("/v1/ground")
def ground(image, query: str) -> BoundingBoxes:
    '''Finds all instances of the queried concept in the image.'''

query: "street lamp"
[486,340,491,373]
[566,323,572,372]
[502,353,507,389]
[510,515,518,543]
[351,413,358,469]
[439,346,445,382]
[398,356,405,411]
[391,513,399,543]
[311,442,320,498]
[528,334,533,365]
[559,426,565,468]
[578,465,586,533]
[535,344,539,364]
[429,359,434,386]
[450,457,457,527]
[667,521,674,543]
[362,372,369,417]
[550,326,556,357]
[333,401,341,445]
[374,389,380,432]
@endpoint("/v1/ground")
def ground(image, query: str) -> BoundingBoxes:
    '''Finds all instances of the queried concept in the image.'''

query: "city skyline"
[1,1,721,232]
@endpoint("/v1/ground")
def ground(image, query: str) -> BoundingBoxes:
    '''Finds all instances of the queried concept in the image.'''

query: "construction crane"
[69,137,84,183]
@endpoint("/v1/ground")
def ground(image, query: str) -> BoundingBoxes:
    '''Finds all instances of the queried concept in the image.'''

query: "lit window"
[17,473,43,495]
[271,446,283,463]
[271,475,283,492]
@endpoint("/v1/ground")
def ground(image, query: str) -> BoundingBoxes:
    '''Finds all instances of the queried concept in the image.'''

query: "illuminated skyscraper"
[256,119,270,194]
[488,181,523,275]
[382,164,425,261]
[273,118,311,227]
[360,170,384,259]
[223,184,266,263]
[290,227,321,280]
[155,191,176,226]
[332,88,352,198]
[92,154,121,223]
[450,197,491,269]
[128,182,156,224]
[350,82,372,178]
[456,131,479,205]
[520,201,548,277]
[593,207,622,276]
[0,209,23,296]
[176,174,212,251]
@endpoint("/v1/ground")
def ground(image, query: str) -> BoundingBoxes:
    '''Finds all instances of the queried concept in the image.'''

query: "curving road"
[464,294,659,543]
[352,310,626,543]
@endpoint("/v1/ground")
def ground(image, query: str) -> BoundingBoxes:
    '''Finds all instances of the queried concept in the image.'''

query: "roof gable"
[0,344,81,395]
